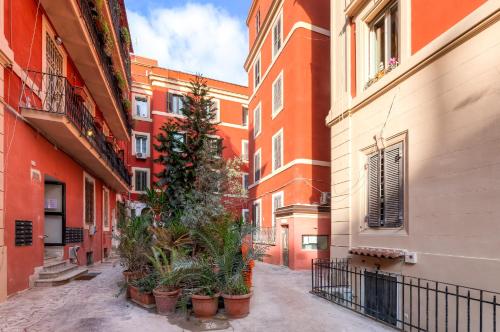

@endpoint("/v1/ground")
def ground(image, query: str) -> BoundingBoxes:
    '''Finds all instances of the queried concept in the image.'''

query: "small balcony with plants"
[19,70,131,192]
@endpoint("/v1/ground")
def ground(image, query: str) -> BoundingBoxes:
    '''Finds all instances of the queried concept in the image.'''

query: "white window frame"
[83,172,96,229]
[242,173,249,192]
[272,71,284,118]
[207,134,222,158]
[132,131,150,158]
[255,9,261,35]
[253,103,262,138]
[271,191,284,228]
[102,187,110,231]
[168,92,185,115]
[42,15,67,77]
[209,98,221,123]
[254,148,262,183]
[132,167,151,194]
[272,128,284,171]
[253,199,262,228]
[242,105,249,127]
[272,10,284,59]
[253,53,261,90]
[242,140,249,162]
[132,94,150,120]
[242,209,250,223]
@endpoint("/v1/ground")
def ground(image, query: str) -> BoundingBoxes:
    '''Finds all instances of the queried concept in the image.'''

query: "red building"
[246,0,332,269]
[0,0,132,300]
[128,55,249,217]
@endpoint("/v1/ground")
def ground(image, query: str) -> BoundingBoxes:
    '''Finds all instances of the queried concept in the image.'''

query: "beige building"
[327,0,500,293]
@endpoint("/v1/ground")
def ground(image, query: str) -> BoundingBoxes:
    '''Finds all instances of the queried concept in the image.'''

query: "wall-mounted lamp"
[86,129,94,137]
[55,36,63,46]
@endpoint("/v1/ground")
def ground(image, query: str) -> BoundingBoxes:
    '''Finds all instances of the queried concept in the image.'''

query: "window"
[272,192,284,228]
[367,142,404,228]
[208,137,223,157]
[242,173,249,191]
[253,104,261,137]
[103,188,110,230]
[272,13,283,57]
[242,106,248,126]
[242,140,249,162]
[254,149,261,182]
[254,56,261,88]
[134,96,149,118]
[302,235,328,250]
[252,200,262,228]
[272,129,283,171]
[369,2,399,78]
[255,10,261,35]
[168,93,184,115]
[134,169,149,192]
[172,132,186,153]
[242,209,249,223]
[45,32,64,113]
[134,134,148,156]
[206,99,220,122]
[84,175,95,226]
[272,72,284,117]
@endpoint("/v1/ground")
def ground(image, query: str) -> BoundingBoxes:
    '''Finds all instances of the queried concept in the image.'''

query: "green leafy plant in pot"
[197,216,268,318]
[129,272,157,308]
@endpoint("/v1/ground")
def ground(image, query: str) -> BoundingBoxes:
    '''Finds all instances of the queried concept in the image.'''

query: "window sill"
[359,225,408,237]
[132,116,152,122]
[271,106,283,119]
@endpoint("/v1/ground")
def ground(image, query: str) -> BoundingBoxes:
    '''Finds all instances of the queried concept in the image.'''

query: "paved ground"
[0,261,392,332]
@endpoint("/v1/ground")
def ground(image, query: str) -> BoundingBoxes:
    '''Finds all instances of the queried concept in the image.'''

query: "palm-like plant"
[147,246,185,291]
[117,216,152,273]
[140,187,168,223]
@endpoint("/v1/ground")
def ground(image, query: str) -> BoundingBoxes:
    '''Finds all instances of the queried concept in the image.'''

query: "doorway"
[281,226,289,267]
[44,178,66,257]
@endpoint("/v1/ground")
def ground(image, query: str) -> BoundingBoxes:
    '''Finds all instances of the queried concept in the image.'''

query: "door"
[364,272,398,326]
[281,226,289,267]
[44,181,66,246]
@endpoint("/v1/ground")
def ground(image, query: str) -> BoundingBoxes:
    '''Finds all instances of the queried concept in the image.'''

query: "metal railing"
[253,227,276,245]
[311,259,499,331]
[107,0,131,84]
[79,0,132,133]
[20,71,131,186]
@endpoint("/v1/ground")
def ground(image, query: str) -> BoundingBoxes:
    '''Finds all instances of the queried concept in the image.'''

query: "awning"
[349,247,406,259]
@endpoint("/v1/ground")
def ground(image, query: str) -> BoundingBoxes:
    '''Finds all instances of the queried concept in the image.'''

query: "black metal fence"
[20,71,131,186]
[311,259,499,331]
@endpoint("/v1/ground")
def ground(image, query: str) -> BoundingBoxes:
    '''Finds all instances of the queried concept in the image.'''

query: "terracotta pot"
[191,293,220,318]
[129,285,156,308]
[222,292,252,318]
[123,271,142,299]
[153,287,181,315]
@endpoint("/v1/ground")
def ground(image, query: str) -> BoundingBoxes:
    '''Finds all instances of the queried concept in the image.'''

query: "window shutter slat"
[383,143,403,227]
[367,153,381,227]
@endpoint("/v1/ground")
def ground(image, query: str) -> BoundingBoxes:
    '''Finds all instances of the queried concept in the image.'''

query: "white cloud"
[127,3,248,85]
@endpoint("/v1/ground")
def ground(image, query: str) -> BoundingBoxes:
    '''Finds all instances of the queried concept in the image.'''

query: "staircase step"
[42,259,69,272]
[35,267,89,287]
[39,264,78,279]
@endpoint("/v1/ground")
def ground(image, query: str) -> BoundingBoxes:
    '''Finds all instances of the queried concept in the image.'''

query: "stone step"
[42,259,69,272]
[35,267,89,287]
[39,264,78,279]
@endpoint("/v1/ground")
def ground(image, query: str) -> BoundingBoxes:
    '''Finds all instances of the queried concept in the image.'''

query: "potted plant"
[129,273,157,308]
[148,247,184,315]
[186,257,221,318]
[116,216,151,297]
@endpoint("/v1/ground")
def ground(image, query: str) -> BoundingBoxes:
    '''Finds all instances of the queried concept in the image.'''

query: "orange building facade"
[128,55,249,217]
[246,0,331,270]
[0,0,133,300]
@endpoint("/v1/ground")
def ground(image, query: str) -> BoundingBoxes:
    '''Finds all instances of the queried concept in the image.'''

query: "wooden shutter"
[367,152,381,227]
[383,143,404,227]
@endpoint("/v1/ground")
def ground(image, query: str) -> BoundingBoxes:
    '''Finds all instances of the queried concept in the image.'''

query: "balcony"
[19,71,131,192]
[107,0,132,85]
[39,0,131,140]
[253,227,276,245]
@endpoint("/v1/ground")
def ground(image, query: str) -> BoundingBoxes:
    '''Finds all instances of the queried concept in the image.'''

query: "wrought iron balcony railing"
[253,227,277,245]
[107,0,132,84]
[79,0,132,133]
[20,71,131,186]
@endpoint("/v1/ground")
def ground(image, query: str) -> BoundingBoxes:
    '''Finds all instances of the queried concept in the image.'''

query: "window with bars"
[45,32,64,113]
[134,170,149,192]
[272,73,283,116]
[84,176,95,225]
[367,142,404,228]
[273,14,283,57]
[168,93,184,115]
[272,130,283,171]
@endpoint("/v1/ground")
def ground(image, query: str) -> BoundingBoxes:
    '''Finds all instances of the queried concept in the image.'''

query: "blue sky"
[124,0,251,85]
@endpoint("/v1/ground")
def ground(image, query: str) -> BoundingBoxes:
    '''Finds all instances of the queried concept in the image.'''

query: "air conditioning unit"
[320,192,331,206]
[136,152,146,159]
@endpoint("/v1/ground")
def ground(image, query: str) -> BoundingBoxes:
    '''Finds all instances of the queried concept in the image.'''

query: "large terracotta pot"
[191,293,220,318]
[129,285,156,308]
[153,287,181,315]
[222,292,252,318]
[123,271,142,299]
